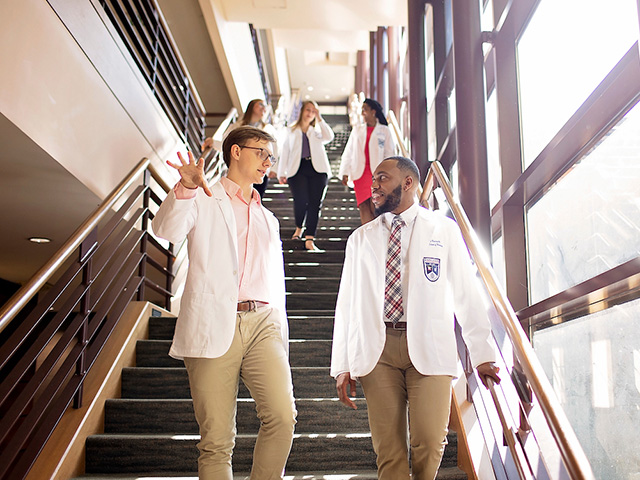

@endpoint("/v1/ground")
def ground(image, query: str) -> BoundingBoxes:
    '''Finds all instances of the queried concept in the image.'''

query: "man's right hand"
[167,151,213,197]
[341,175,349,186]
[336,372,358,409]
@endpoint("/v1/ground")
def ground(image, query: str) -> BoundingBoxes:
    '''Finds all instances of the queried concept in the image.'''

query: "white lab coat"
[276,121,334,178]
[331,206,496,378]
[338,122,396,182]
[152,181,287,360]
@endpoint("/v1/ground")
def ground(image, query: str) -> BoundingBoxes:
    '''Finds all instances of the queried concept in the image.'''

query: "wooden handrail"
[0,158,151,336]
[421,161,595,479]
[387,109,410,157]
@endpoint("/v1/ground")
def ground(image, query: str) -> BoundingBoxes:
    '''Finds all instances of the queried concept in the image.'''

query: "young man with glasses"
[153,126,296,479]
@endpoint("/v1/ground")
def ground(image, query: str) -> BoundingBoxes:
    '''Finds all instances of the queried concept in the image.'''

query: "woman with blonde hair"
[277,100,335,252]
[203,99,277,197]
[339,98,396,224]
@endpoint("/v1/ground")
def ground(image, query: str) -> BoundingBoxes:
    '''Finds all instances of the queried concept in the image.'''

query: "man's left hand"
[476,362,501,389]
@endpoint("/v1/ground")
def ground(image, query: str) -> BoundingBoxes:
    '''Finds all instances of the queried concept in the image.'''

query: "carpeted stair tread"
[148,315,337,341]
[85,433,377,473]
[104,397,369,434]
[136,339,331,368]
[286,292,338,310]
[121,367,335,399]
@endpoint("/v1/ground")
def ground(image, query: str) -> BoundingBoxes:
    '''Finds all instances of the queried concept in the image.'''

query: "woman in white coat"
[339,98,396,224]
[203,99,278,198]
[278,100,335,251]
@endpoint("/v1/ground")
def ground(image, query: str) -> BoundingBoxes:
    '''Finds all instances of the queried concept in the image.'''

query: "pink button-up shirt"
[174,178,272,303]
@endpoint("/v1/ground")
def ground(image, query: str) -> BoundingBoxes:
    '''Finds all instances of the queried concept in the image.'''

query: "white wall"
[0,0,185,199]
[198,0,267,111]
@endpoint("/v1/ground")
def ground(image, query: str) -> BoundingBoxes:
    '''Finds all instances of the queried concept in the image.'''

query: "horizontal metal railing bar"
[147,234,175,259]
[148,164,172,193]
[0,311,86,452]
[422,161,594,479]
[87,255,145,352]
[1,212,144,436]
[95,185,146,246]
[517,256,640,327]
[0,158,150,336]
[149,188,165,208]
[154,1,206,115]
[0,258,83,372]
[0,283,86,411]
[0,317,86,480]
[85,235,146,343]
[146,255,174,277]
[143,278,172,297]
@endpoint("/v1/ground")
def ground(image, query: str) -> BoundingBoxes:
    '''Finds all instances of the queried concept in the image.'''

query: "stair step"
[136,339,332,368]
[148,316,336,341]
[85,432,460,475]
[289,315,335,340]
[121,367,335,399]
[73,469,466,479]
[74,472,380,479]
[286,292,337,310]
[85,433,377,474]
[284,250,345,263]
[285,263,344,277]
[104,398,369,434]
[282,239,347,251]
[285,277,340,293]
[283,227,355,240]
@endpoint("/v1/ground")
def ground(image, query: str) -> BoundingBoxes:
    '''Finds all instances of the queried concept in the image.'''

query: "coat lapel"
[212,182,239,262]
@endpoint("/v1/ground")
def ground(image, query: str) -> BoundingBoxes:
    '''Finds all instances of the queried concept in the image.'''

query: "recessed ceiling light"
[307,86,314,91]
[29,237,51,244]
[305,95,311,99]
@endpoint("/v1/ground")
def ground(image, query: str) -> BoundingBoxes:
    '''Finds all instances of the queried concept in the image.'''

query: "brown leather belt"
[237,300,269,312]
[301,156,312,161]
[384,322,407,330]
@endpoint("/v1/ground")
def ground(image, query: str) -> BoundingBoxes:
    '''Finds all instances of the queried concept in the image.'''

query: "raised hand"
[166,151,213,197]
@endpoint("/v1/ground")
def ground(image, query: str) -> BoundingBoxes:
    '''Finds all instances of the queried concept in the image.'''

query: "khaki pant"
[359,329,452,480]
[184,307,296,480]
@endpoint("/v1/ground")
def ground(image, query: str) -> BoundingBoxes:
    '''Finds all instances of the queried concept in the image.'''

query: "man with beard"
[330,156,500,480]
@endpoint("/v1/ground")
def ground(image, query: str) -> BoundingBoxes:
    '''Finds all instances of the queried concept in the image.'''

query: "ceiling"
[0,0,407,288]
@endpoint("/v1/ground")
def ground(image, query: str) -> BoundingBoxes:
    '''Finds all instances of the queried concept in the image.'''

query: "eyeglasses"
[239,145,276,166]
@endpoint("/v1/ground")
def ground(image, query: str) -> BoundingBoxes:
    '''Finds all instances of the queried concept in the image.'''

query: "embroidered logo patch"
[423,257,440,282]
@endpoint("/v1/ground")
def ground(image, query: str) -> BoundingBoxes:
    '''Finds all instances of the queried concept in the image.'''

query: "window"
[517,0,639,166]
[527,100,640,303]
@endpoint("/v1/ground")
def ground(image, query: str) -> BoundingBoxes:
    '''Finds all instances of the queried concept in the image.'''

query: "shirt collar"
[220,176,261,205]
[382,202,419,230]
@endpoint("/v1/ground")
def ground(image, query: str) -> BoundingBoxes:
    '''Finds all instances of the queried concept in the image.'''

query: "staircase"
[78,117,467,479]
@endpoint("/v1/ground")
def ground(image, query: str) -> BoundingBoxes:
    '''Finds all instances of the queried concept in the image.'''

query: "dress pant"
[286,159,329,237]
[358,329,452,480]
[183,307,296,480]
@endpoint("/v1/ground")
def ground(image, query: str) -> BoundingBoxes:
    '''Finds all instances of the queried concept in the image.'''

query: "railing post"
[138,170,151,301]
[165,244,174,311]
[74,227,97,408]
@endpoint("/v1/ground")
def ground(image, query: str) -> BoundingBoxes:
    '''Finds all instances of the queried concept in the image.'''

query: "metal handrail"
[387,109,410,157]
[0,158,150,336]
[421,161,595,479]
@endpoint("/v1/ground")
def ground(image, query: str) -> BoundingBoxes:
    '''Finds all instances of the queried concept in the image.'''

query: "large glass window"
[485,91,501,208]
[533,297,640,480]
[517,0,639,166]
[527,100,640,303]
